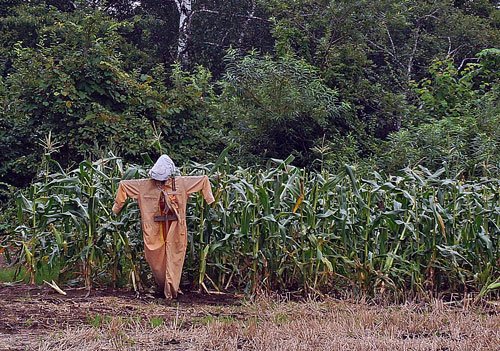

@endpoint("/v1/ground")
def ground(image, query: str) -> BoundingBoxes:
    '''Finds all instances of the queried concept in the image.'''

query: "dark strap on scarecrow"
[154,179,178,223]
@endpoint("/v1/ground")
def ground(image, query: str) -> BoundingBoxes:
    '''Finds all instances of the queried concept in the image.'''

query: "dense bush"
[0,9,169,186]
[1,1,498,187]
[382,49,500,177]
[216,50,348,167]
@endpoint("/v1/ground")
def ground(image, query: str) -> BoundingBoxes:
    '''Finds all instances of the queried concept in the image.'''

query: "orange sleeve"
[112,180,142,214]
[183,176,215,204]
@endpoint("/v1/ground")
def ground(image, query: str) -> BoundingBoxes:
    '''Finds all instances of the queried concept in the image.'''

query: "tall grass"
[11,154,145,288]
[192,157,499,299]
[5,153,499,299]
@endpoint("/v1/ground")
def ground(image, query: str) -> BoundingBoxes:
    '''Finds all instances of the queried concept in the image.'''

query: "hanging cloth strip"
[154,177,179,223]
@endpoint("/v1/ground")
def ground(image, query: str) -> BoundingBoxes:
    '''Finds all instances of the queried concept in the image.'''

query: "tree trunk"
[175,0,193,67]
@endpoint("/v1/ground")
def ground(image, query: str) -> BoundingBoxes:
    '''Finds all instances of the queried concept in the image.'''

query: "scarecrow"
[112,155,215,299]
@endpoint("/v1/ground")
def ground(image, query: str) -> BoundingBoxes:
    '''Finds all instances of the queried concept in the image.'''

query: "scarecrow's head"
[149,155,178,181]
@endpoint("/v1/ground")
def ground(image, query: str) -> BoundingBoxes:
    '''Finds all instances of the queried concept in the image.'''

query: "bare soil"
[0,282,498,351]
[0,283,242,350]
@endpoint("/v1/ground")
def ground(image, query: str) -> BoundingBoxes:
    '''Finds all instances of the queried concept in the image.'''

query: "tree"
[263,0,499,139]
[382,49,500,177]
[217,50,347,166]
[157,63,222,163]
[174,0,192,66]
[107,0,273,72]
[0,8,168,186]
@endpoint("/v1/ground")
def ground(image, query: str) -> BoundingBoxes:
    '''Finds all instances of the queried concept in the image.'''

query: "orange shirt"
[112,176,215,249]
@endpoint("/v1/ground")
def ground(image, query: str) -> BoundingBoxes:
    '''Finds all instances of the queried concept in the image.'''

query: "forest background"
[0,0,498,298]
[0,0,498,188]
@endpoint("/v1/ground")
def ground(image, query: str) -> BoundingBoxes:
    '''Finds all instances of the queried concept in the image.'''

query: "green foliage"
[0,9,168,186]
[188,159,499,299]
[7,154,499,300]
[1,0,499,185]
[87,314,112,328]
[149,316,164,328]
[411,54,496,121]
[158,63,221,163]
[217,49,347,166]
[264,0,499,140]
[383,50,500,177]
[0,2,50,72]
[11,153,146,288]
[0,0,499,302]
[0,265,26,283]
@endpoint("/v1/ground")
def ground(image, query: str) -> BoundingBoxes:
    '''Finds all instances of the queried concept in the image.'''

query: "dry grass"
[201,298,499,351]
[21,298,498,351]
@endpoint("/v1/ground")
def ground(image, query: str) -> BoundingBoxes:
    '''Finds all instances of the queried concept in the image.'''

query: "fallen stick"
[43,280,67,296]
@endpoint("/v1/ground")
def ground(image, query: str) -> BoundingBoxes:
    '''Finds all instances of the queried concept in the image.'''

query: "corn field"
[5,153,499,300]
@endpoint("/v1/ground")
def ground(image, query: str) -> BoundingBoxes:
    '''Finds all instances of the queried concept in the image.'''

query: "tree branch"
[384,23,397,60]
[193,7,269,22]
[238,0,257,46]
[196,8,219,15]
[407,27,420,79]
[416,9,440,22]
[458,57,480,71]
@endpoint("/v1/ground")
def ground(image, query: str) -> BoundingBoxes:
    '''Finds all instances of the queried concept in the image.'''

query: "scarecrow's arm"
[112,180,143,214]
[183,176,215,205]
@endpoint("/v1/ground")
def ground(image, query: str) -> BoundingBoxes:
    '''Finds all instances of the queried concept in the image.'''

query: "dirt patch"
[0,283,498,351]
[0,283,240,335]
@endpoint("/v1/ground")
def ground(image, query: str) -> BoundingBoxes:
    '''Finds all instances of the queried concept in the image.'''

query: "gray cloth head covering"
[149,155,177,181]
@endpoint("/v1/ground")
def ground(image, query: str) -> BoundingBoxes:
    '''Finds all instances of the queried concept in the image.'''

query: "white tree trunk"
[175,0,193,67]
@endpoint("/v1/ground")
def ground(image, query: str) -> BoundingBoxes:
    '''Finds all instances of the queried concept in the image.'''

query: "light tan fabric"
[112,176,215,298]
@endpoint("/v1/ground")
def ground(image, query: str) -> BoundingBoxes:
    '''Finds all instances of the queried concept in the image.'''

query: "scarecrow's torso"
[113,176,214,250]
